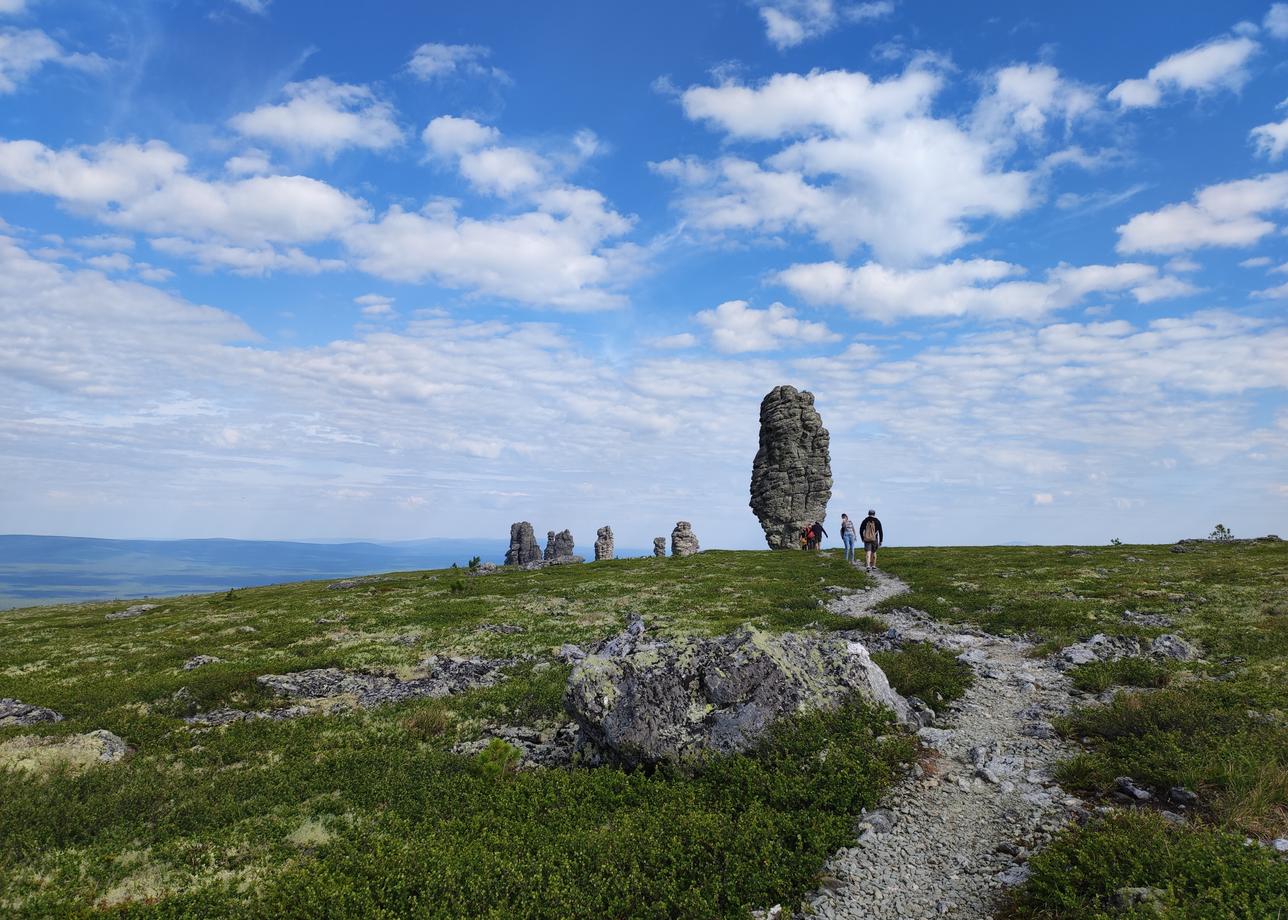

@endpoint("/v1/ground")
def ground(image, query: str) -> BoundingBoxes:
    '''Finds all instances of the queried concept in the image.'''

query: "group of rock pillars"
[502,520,701,567]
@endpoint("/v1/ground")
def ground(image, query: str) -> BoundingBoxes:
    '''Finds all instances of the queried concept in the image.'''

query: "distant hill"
[0,535,510,609]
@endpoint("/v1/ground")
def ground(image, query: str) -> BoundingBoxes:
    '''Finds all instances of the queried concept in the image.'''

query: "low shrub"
[1069,658,1174,694]
[872,642,973,706]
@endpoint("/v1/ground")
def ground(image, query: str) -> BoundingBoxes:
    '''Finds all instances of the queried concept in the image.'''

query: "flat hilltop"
[1,544,1285,918]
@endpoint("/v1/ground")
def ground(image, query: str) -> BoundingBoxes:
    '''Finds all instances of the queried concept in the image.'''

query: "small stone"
[183,655,222,670]
[1168,786,1199,806]
[1115,776,1153,801]
[1272,838,1288,853]
[995,865,1030,887]
[1160,810,1187,827]
[106,603,158,620]
[0,698,63,727]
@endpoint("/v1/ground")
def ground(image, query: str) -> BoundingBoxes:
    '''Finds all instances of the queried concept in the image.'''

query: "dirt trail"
[793,570,1085,919]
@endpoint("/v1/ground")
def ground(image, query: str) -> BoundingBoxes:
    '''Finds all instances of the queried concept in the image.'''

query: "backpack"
[861,518,878,542]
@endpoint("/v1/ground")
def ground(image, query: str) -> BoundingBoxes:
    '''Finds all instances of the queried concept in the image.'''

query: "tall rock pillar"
[749,385,832,549]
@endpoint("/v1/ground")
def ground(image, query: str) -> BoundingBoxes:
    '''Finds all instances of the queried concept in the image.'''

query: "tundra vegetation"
[0,543,1285,917]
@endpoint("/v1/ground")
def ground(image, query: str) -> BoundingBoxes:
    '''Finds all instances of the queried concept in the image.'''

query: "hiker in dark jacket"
[812,521,827,551]
[859,510,883,572]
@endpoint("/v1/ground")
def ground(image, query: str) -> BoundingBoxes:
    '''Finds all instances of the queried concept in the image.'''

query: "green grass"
[0,549,908,916]
[872,642,973,707]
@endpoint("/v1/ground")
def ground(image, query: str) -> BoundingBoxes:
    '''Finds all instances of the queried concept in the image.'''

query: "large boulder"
[671,521,700,557]
[565,619,912,766]
[750,385,832,549]
[504,522,542,566]
[594,526,614,561]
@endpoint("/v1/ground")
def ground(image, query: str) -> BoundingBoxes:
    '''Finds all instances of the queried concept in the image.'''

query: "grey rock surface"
[653,537,667,558]
[670,521,700,557]
[594,525,614,561]
[749,384,832,549]
[106,603,158,620]
[183,655,222,670]
[505,522,542,566]
[86,729,129,763]
[0,698,64,727]
[544,528,576,561]
[564,619,912,767]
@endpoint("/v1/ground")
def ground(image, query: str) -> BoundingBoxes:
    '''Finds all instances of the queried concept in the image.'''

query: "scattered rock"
[1160,810,1188,827]
[1121,609,1173,628]
[183,655,222,670]
[670,521,700,557]
[0,729,127,774]
[557,644,586,663]
[504,522,543,566]
[259,657,514,709]
[1054,633,1142,669]
[477,623,526,635]
[1273,837,1288,853]
[995,865,1030,887]
[0,698,63,727]
[106,603,158,620]
[184,706,312,727]
[1065,549,1090,557]
[1150,634,1199,661]
[748,384,832,549]
[652,537,666,558]
[594,526,614,561]
[452,721,581,768]
[1115,776,1153,801]
[327,580,358,591]
[1168,786,1199,806]
[565,621,912,766]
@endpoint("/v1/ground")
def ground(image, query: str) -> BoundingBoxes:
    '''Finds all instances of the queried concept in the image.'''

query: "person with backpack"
[859,509,883,572]
[840,513,857,562]
[811,521,827,551]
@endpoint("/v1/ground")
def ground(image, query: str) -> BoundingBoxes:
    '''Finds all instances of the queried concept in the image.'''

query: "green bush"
[1069,658,1175,694]
[872,641,973,706]
[1008,812,1288,919]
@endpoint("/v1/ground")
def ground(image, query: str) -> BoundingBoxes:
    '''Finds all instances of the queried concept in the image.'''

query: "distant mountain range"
[0,535,525,609]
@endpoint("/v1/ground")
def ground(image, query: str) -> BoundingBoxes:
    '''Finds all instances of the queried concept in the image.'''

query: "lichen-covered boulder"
[504,522,542,566]
[564,620,913,766]
[670,521,700,557]
[750,385,832,549]
[0,698,63,727]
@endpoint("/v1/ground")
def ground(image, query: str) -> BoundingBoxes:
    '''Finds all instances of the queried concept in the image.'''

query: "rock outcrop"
[564,619,912,766]
[1054,632,1199,670]
[749,385,832,549]
[671,521,700,557]
[653,537,667,558]
[0,698,63,727]
[594,526,614,561]
[106,603,158,621]
[548,529,576,560]
[505,522,542,566]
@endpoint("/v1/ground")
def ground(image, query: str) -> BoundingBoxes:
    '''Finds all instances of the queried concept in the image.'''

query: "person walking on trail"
[840,513,857,563]
[859,509,883,572]
[812,521,828,552]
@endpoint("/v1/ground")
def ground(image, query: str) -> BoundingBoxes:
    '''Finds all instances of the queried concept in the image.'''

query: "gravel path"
[787,571,1087,919]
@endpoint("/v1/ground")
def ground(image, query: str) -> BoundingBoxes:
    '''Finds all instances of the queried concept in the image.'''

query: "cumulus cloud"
[230,0,270,13]
[407,42,506,82]
[648,332,697,349]
[695,300,839,353]
[354,293,395,317]
[0,1,29,14]
[149,237,344,276]
[229,77,403,157]
[1251,116,1288,160]
[656,64,1043,264]
[775,258,1194,320]
[0,27,106,93]
[754,0,893,50]
[1116,172,1288,254]
[1108,36,1258,109]
[970,64,1099,145]
[1266,4,1288,39]
[422,115,500,157]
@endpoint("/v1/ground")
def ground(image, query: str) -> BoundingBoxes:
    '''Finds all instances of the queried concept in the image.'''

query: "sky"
[1,0,1286,550]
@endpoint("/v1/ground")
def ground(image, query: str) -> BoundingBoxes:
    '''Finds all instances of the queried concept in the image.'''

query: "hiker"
[812,521,828,552]
[859,509,883,572]
[840,513,856,562]
[799,526,810,550]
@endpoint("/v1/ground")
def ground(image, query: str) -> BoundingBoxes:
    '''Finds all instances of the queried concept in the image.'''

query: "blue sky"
[1,0,1286,549]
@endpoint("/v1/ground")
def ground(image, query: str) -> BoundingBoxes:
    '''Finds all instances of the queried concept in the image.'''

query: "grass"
[4,540,1286,915]
[0,549,913,916]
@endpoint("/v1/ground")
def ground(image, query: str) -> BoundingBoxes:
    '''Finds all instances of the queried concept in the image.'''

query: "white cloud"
[658,65,1039,264]
[355,293,395,316]
[1240,255,1273,267]
[230,0,269,13]
[407,42,505,82]
[1117,172,1288,254]
[86,252,131,272]
[649,332,697,349]
[229,77,403,157]
[1032,492,1054,505]
[775,258,1194,320]
[0,27,106,93]
[1108,36,1258,109]
[422,115,499,157]
[73,234,134,251]
[695,300,839,353]
[0,137,369,273]
[1251,116,1288,160]
[1253,280,1288,299]
[150,237,344,276]
[225,150,272,176]
[755,0,893,49]
[970,63,1099,145]
[1266,4,1288,39]
[0,0,28,15]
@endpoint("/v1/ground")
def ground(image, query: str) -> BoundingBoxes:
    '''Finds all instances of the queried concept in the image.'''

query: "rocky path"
[793,571,1086,919]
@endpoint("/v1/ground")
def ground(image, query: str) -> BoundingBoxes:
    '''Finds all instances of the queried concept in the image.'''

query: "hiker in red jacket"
[859,510,883,572]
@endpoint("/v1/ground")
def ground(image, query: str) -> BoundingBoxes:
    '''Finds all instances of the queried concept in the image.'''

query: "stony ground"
[793,570,1085,920]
